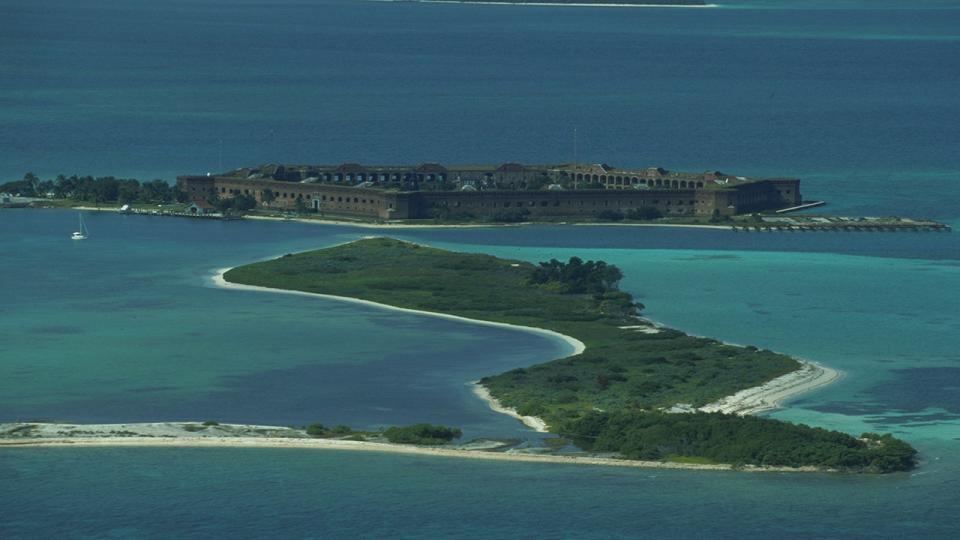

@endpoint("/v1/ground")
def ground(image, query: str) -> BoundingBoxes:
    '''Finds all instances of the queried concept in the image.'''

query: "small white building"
[186,200,216,215]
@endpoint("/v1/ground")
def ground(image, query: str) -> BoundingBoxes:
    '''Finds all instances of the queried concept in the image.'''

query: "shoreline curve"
[212,250,839,426]
[471,383,548,432]
[699,360,841,415]
[212,265,583,431]
[212,267,585,357]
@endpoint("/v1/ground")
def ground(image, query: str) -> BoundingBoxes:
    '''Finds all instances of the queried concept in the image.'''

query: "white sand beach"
[698,361,842,415]
[471,383,549,432]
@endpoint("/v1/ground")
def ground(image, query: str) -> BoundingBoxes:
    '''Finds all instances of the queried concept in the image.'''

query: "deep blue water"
[3,446,958,539]
[2,0,960,538]
[2,0,960,221]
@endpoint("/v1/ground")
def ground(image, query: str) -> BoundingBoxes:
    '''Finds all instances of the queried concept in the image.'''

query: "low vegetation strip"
[223,238,916,472]
[563,412,916,473]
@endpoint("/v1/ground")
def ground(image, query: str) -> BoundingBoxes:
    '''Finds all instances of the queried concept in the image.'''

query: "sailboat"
[71,213,88,240]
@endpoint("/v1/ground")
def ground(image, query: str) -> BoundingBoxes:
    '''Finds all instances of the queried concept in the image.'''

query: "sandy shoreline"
[0,433,818,473]
[699,361,841,415]
[471,383,548,432]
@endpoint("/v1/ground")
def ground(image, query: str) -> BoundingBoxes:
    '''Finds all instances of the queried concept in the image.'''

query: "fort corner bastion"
[177,162,802,221]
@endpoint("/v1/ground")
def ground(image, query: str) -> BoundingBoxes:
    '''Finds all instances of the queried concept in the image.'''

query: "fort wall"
[177,162,801,220]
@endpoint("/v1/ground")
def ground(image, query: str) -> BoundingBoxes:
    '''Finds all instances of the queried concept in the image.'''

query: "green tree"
[117,180,141,204]
[232,193,257,212]
[529,257,624,294]
[383,424,462,445]
[53,174,74,198]
[140,179,173,203]
[37,180,54,196]
[23,172,40,195]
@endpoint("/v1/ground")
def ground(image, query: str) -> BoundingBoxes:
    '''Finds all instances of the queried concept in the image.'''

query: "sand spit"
[471,383,549,432]
[0,422,308,439]
[0,423,819,473]
[698,361,842,415]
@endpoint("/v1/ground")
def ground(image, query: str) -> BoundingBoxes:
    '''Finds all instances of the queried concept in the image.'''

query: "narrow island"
[1,239,916,473]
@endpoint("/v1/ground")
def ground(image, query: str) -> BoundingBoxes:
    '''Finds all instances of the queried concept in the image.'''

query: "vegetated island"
[214,238,913,472]
[1,239,916,473]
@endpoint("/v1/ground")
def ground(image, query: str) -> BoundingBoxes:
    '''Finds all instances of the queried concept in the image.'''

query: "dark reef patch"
[809,367,960,425]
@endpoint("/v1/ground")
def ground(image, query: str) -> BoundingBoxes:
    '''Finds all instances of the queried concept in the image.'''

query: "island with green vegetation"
[0,421,470,449]
[221,238,917,473]
[1,172,186,206]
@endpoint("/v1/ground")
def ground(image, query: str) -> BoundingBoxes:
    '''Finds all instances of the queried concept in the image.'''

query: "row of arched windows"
[567,173,704,189]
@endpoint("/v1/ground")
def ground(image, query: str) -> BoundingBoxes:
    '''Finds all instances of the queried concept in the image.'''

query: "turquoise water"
[0,211,572,440]
[3,0,960,537]
[2,211,959,538]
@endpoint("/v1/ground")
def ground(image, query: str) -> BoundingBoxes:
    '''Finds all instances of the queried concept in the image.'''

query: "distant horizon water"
[2,0,958,222]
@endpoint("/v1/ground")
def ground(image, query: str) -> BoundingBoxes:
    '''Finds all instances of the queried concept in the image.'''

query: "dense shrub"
[529,257,623,294]
[306,423,327,437]
[562,411,917,472]
[383,424,462,445]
